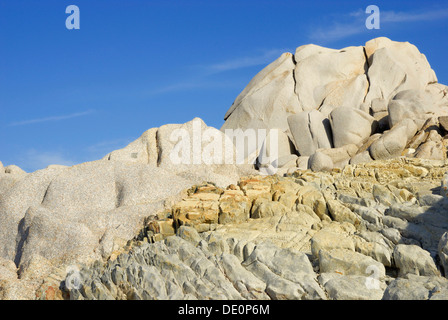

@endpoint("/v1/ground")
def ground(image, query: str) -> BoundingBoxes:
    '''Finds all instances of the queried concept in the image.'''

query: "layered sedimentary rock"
[28,158,448,300]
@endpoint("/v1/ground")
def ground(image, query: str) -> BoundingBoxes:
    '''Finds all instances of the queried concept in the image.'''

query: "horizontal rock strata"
[32,158,448,300]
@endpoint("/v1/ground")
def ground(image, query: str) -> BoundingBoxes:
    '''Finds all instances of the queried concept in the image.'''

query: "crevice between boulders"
[14,218,29,269]
[362,46,371,104]
[155,129,162,167]
[290,52,301,108]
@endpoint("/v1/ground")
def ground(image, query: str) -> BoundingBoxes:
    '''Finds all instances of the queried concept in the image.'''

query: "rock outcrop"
[2,37,448,301]
[222,37,448,172]
[30,158,448,300]
[0,118,257,299]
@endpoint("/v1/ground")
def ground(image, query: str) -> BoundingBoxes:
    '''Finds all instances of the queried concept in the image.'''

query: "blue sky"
[1,0,448,172]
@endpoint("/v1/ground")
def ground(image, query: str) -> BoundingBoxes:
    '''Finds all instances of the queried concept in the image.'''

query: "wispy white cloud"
[146,81,211,95]
[18,139,132,172]
[204,49,289,74]
[9,109,95,126]
[86,138,134,158]
[308,7,448,43]
[308,22,365,43]
[382,8,448,23]
[145,49,289,95]
[21,149,77,172]
[145,79,242,95]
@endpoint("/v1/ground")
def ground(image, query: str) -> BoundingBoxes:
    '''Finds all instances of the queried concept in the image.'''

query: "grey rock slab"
[318,249,386,279]
[219,253,269,299]
[383,274,448,300]
[310,229,355,258]
[287,110,333,156]
[319,273,386,300]
[393,244,439,277]
[242,242,326,299]
[438,232,448,277]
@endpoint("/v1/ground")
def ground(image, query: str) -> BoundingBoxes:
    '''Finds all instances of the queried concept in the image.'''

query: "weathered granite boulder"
[329,107,377,148]
[393,244,440,277]
[364,37,437,106]
[388,89,447,128]
[369,119,418,160]
[293,44,368,115]
[221,52,301,134]
[309,152,334,172]
[287,110,333,156]
[221,37,447,167]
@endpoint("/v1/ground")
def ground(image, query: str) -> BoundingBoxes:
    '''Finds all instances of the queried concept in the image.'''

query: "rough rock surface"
[309,152,334,172]
[27,158,448,300]
[3,38,448,301]
[287,110,333,156]
[329,107,377,148]
[0,118,257,299]
[221,37,448,170]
